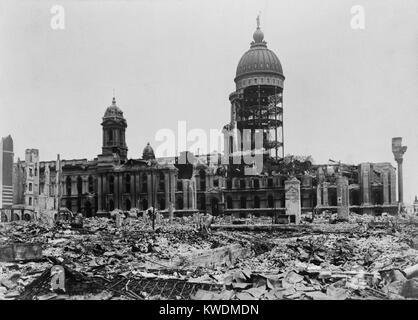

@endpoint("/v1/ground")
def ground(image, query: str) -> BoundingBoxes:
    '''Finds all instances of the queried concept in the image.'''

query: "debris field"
[1,214,418,300]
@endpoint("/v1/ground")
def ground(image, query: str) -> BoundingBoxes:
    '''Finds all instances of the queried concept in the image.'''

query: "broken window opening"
[125,174,131,193]
[66,176,72,195]
[267,194,274,208]
[226,196,233,209]
[88,176,94,193]
[240,196,247,209]
[254,196,260,208]
[109,175,115,194]
[77,176,82,195]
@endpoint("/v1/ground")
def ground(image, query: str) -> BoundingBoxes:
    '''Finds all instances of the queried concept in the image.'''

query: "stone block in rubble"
[400,278,418,298]
[285,178,301,224]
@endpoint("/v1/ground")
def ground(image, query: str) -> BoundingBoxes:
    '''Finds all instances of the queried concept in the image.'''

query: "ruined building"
[6,19,400,222]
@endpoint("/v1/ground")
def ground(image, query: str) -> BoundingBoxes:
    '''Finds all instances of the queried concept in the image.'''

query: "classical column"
[322,182,329,206]
[117,173,123,209]
[316,185,322,207]
[390,169,397,205]
[71,176,77,196]
[170,171,176,205]
[164,172,169,209]
[82,176,88,194]
[360,163,370,205]
[147,173,152,207]
[382,170,389,205]
[392,137,407,204]
[135,173,140,207]
[97,175,103,211]
[336,175,349,220]
[130,173,135,207]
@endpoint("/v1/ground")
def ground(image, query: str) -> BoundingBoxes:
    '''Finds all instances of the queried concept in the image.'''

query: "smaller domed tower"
[142,142,156,161]
[101,97,128,161]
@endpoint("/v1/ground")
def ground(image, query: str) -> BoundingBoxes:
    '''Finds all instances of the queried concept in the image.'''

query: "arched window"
[226,196,233,209]
[234,179,240,189]
[125,198,131,211]
[176,197,184,210]
[254,196,260,208]
[200,195,206,211]
[199,170,206,190]
[211,197,219,215]
[142,198,148,210]
[329,188,337,206]
[240,179,246,189]
[177,180,183,191]
[229,136,234,154]
[253,179,260,189]
[350,189,360,206]
[125,174,131,193]
[240,196,247,209]
[77,176,83,195]
[159,198,166,210]
[159,172,165,191]
[85,201,92,217]
[109,175,114,194]
[109,199,115,211]
[66,199,72,211]
[226,180,232,189]
[66,176,72,195]
[142,174,148,193]
[77,198,82,212]
[88,176,94,193]
[268,195,274,208]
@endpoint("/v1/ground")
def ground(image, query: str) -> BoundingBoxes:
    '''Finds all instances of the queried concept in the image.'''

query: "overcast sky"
[1,0,417,202]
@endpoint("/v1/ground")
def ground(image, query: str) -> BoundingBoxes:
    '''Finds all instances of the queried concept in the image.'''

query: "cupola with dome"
[101,96,128,161]
[234,15,285,91]
[142,142,156,161]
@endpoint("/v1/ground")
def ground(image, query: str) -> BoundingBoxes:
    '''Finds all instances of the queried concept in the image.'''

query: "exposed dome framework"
[226,16,285,161]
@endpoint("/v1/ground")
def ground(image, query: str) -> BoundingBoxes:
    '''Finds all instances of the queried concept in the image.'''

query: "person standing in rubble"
[147,206,156,230]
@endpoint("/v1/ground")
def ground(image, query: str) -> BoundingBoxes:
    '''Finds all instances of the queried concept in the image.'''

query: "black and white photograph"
[0,0,418,314]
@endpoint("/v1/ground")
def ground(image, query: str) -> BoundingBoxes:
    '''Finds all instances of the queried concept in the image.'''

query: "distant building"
[0,135,14,209]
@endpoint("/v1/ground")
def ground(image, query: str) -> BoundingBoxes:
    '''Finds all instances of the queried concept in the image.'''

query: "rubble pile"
[1,215,418,300]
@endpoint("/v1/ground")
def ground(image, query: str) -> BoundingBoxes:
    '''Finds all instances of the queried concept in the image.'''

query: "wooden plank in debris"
[0,243,43,262]
[211,224,307,232]
[177,244,251,268]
